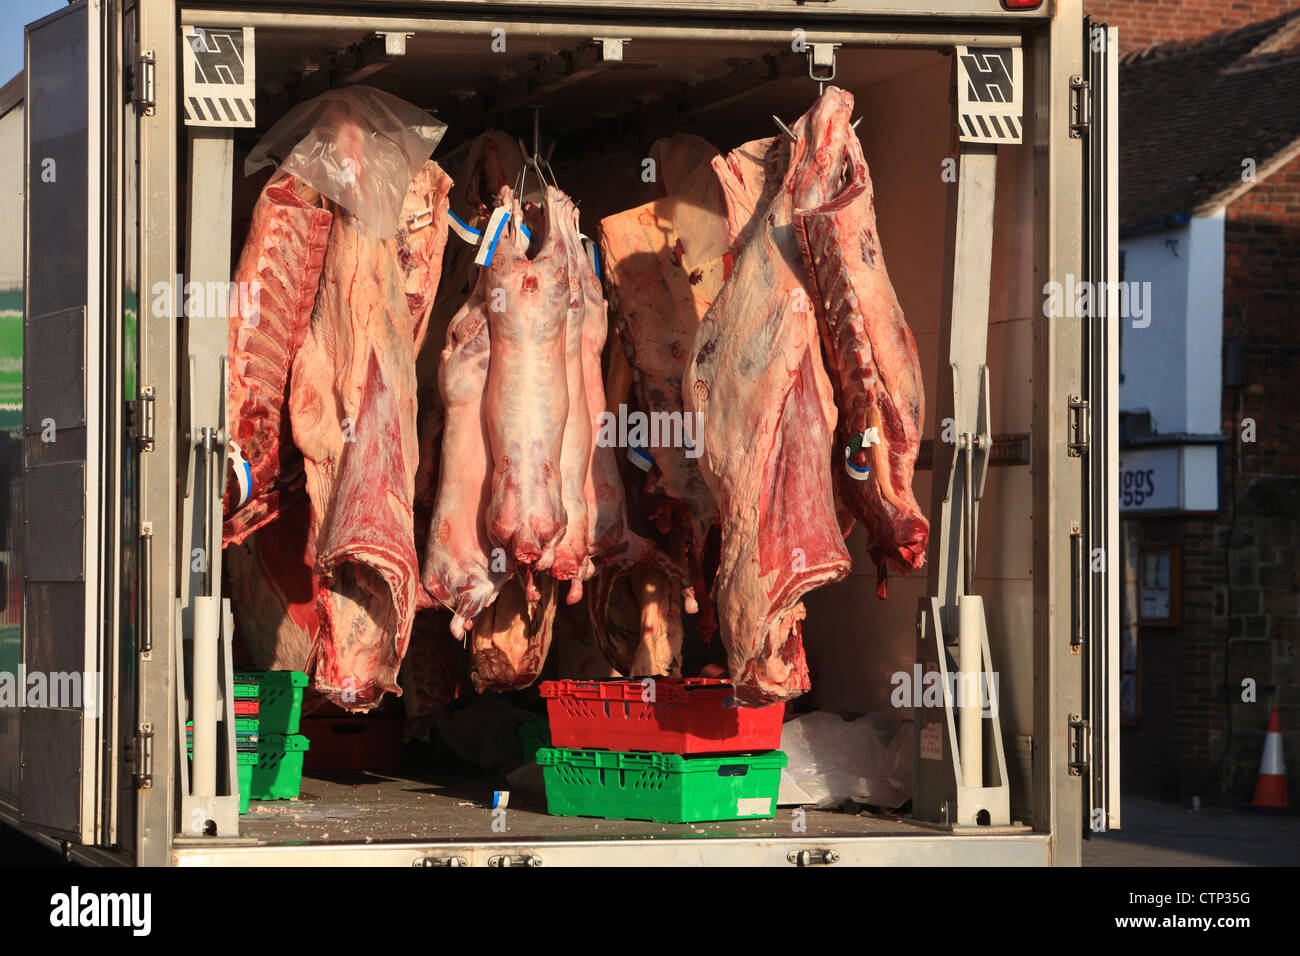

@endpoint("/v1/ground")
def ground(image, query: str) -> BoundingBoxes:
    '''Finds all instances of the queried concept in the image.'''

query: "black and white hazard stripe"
[184,95,255,126]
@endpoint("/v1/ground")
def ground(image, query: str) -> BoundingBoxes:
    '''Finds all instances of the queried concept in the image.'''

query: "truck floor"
[237,770,933,844]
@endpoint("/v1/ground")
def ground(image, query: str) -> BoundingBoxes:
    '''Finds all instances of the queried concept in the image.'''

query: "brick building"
[1089,8,1300,803]
[1090,0,1300,51]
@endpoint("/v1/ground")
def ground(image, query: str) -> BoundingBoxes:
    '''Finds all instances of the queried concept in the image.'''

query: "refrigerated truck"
[0,0,1119,866]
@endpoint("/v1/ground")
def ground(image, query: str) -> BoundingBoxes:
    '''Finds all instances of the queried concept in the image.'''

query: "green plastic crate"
[237,751,256,814]
[536,748,787,823]
[233,672,261,698]
[187,717,258,736]
[517,720,551,763]
[251,733,310,801]
[258,670,308,735]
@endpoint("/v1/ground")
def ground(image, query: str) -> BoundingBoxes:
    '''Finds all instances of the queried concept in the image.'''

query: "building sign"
[1118,444,1219,513]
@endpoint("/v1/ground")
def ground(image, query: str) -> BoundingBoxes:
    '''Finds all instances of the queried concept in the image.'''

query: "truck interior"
[192,25,1040,849]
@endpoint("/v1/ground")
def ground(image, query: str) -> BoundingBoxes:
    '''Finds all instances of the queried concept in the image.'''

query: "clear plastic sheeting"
[778,711,913,810]
[246,86,447,239]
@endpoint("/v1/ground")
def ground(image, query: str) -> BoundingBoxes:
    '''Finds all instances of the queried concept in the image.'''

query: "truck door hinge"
[1069,76,1090,138]
[1068,715,1090,776]
[414,856,468,867]
[1067,394,1089,457]
[134,722,154,789]
[488,854,542,867]
[788,848,840,866]
[126,386,156,452]
[136,50,156,116]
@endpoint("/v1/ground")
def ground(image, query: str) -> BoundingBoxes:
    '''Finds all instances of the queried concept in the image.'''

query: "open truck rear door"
[19,0,134,850]
[1077,19,1121,836]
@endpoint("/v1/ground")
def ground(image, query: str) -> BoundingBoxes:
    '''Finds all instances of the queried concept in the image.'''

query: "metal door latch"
[1068,715,1090,776]
[414,856,467,867]
[134,722,154,789]
[1068,395,1089,457]
[1069,76,1090,138]
[787,848,840,866]
[489,854,542,867]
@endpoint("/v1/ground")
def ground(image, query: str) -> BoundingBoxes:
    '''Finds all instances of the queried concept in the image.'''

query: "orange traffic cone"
[1251,707,1289,809]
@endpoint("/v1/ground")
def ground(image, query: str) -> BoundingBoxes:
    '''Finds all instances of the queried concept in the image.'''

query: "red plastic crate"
[234,700,260,716]
[539,678,784,754]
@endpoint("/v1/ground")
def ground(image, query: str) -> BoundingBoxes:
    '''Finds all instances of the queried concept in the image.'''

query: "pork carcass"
[546,197,594,599]
[469,572,559,692]
[289,198,422,711]
[224,174,332,546]
[685,94,856,706]
[483,187,570,576]
[421,266,512,638]
[793,91,928,591]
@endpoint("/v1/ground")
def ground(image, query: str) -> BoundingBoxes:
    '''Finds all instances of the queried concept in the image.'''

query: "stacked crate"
[186,673,260,813]
[233,670,311,809]
[535,678,787,823]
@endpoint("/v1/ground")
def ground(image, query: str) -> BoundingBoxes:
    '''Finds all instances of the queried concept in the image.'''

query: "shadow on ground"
[1083,797,1300,866]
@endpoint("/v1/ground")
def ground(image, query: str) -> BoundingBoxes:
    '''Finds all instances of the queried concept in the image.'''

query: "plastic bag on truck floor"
[245,86,446,239]
[778,711,912,810]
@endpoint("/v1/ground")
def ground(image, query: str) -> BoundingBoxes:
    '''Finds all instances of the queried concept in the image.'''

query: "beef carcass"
[483,187,571,577]
[402,161,455,555]
[398,609,467,732]
[420,266,512,638]
[398,160,454,354]
[289,198,423,711]
[226,493,320,673]
[224,174,332,546]
[598,135,732,639]
[685,94,857,705]
[792,97,928,592]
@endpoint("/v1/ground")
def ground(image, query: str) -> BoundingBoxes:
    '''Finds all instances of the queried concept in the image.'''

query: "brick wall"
[1087,0,1300,52]
[1216,149,1300,802]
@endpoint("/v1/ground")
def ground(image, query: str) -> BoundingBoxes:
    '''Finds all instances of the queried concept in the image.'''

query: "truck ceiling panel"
[247,29,944,154]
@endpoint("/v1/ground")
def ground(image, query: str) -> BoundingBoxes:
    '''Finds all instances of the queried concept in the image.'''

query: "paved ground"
[1083,797,1300,866]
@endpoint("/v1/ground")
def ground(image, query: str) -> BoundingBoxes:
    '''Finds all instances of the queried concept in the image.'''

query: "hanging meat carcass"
[470,573,559,693]
[399,161,455,356]
[420,247,512,638]
[546,196,595,599]
[289,199,423,710]
[287,132,447,709]
[684,92,858,706]
[414,134,522,555]
[793,92,929,593]
[482,186,571,578]
[597,134,732,643]
[226,493,320,674]
[223,174,332,546]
